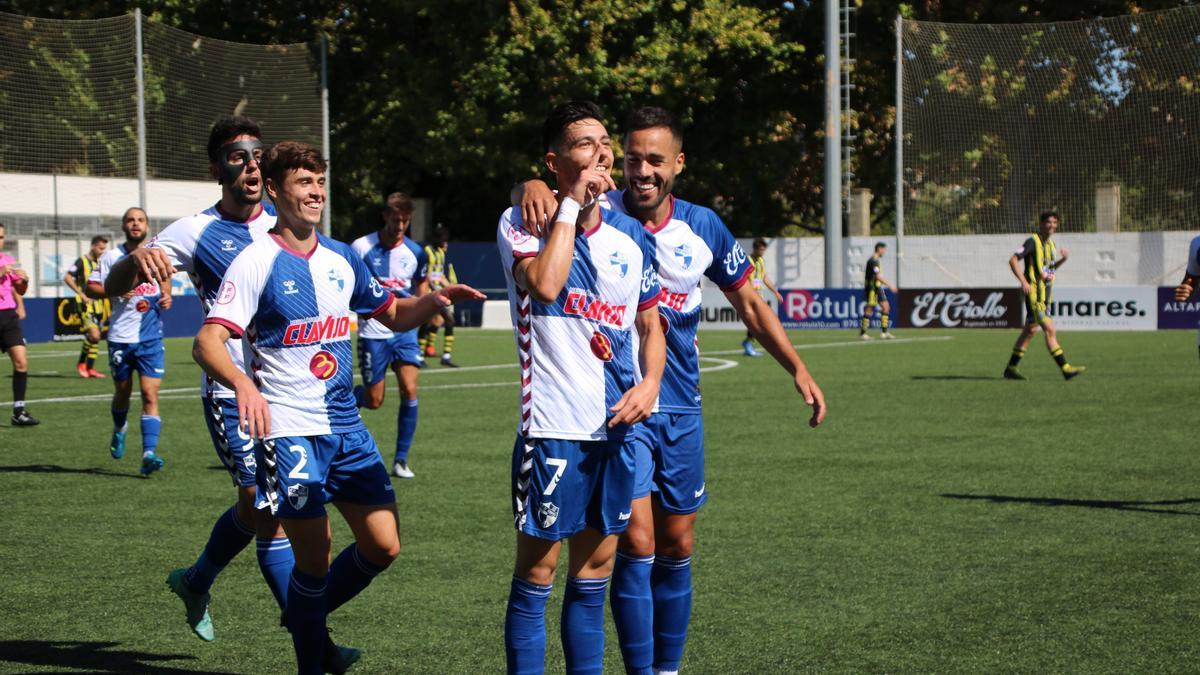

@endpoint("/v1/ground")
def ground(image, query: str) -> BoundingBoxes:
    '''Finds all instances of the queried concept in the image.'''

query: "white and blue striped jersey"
[606,191,751,413]
[205,233,394,439]
[146,203,277,398]
[91,244,164,344]
[350,232,427,340]
[498,206,661,441]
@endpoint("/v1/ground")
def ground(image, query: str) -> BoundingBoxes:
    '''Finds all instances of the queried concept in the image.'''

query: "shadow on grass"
[0,464,141,480]
[942,493,1200,516]
[911,375,998,381]
[0,640,233,674]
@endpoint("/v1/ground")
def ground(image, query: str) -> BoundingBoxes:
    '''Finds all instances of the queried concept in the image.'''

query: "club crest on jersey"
[285,316,351,345]
[135,299,151,313]
[609,251,629,278]
[283,280,299,295]
[590,330,614,361]
[328,268,345,292]
[538,502,560,529]
[564,290,626,327]
[674,243,693,269]
[309,350,339,380]
[288,484,309,510]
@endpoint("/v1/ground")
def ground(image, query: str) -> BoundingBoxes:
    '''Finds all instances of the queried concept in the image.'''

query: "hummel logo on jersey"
[283,315,352,345]
[283,280,299,295]
[609,251,629,278]
[220,239,237,251]
[564,290,627,327]
[694,483,706,499]
[674,243,693,269]
[618,510,631,521]
[328,268,345,292]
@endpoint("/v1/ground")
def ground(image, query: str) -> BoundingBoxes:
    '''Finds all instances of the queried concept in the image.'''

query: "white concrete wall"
[722,232,1200,291]
[2,171,219,220]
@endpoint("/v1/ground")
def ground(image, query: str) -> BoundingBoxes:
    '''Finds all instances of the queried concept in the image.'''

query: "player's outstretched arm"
[1053,247,1069,269]
[105,248,176,297]
[609,305,666,428]
[377,284,486,333]
[511,179,557,238]
[725,282,826,427]
[84,281,108,300]
[877,273,898,294]
[193,322,270,439]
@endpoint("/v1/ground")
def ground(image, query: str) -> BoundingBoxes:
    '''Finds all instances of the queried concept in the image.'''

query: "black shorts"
[864,285,887,307]
[0,308,25,353]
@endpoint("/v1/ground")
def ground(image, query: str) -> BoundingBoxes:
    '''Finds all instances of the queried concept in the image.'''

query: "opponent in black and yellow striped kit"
[418,228,460,367]
[1004,212,1085,380]
[860,242,894,339]
[63,237,110,378]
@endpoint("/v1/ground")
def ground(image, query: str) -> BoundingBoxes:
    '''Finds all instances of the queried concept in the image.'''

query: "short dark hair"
[386,192,415,216]
[625,106,683,147]
[542,101,606,153]
[431,226,449,246]
[207,116,262,162]
[1039,210,1059,224]
[91,235,109,245]
[263,141,326,188]
[753,238,768,249]
[874,241,887,251]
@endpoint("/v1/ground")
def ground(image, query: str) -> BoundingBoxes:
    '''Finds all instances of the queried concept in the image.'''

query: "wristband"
[555,196,582,226]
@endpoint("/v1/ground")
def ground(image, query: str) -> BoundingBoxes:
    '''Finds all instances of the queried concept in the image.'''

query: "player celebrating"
[350,192,428,479]
[499,101,666,675]
[1004,211,1086,380]
[195,141,482,675]
[860,241,897,340]
[87,208,171,475]
[102,117,299,647]
[418,226,460,367]
[63,235,110,377]
[742,238,784,356]
[0,223,38,427]
[1173,233,1200,360]
[515,105,825,675]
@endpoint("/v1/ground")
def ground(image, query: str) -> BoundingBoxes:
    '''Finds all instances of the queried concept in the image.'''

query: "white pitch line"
[5,336,948,406]
[699,335,953,357]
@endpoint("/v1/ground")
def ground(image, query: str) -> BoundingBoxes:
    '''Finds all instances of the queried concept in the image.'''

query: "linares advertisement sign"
[695,285,1195,331]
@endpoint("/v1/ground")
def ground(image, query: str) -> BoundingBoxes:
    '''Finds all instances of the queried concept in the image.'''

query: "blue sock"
[561,576,609,675]
[256,537,294,611]
[140,415,161,455]
[111,406,128,432]
[184,506,255,594]
[326,544,387,615]
[395,398,418,463]
[651,556,693,672]
[286,569,328,675]
[505,576,553,675]
[611,553,655,675]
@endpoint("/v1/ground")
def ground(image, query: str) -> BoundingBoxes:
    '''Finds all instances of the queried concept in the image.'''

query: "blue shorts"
[257,429,395,520]
[511,434,636,540]
[642,412,707,514]
[108,339,165,381]
[630,423,655,500]
[357,332,422,385]
[202,397,262,493]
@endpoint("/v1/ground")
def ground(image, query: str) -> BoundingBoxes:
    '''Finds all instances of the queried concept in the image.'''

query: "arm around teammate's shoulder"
[105,247,176,297]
